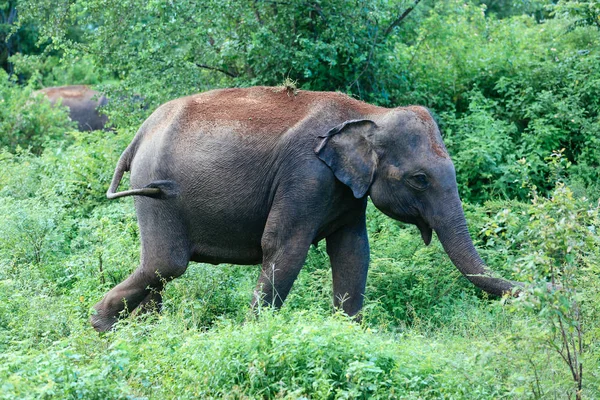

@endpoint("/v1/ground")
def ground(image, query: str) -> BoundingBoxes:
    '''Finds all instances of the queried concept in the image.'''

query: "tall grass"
[0,127,598,398]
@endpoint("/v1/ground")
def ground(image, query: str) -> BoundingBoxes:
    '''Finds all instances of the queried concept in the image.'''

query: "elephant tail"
[106,145,178,200]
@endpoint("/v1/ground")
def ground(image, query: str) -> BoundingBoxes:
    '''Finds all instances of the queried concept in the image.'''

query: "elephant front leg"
[252,230,313,310]
[326,216,370,318]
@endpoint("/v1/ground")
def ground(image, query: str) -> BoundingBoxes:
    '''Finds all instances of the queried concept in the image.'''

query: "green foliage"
[0,198,64,266]
[1,1,600,398]
[553,0,600,30]
[388,0,600,202]
[12,0,600,201]
[0,70,75,153]
[478,179,599,399]
[15,0,426,108]
[511,184,593,399]
[1,0,40,74]
[477,0,551,19]
[443,91,519,201]
[10,53,107,87]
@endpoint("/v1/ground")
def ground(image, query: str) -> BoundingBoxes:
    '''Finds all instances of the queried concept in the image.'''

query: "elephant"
[37,85,109,131]
[91,86,522,332]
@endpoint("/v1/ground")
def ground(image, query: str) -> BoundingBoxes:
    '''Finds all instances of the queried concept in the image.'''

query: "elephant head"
[316,106,519,297]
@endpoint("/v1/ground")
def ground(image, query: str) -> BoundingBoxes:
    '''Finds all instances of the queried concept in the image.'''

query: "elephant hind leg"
[91,248,189,332]
[132,290,163,316]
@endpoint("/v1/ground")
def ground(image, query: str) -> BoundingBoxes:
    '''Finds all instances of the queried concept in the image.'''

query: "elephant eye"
[407,173,429,191]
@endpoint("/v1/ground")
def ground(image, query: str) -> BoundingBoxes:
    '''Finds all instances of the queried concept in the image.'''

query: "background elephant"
[91,86,520,332]
[37,85,109,131]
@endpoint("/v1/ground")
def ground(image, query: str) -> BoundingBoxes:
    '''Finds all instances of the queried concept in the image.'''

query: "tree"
[16,0,423,105]
[1,0,41,75]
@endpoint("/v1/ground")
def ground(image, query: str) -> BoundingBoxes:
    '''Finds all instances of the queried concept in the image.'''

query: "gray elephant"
[37,85,109,131]
[91,86,521,332]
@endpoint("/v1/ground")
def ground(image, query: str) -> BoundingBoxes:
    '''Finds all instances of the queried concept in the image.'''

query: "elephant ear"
[315,119,378,198]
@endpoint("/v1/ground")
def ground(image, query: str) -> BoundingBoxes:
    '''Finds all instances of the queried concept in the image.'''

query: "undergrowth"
[0,129,598,398]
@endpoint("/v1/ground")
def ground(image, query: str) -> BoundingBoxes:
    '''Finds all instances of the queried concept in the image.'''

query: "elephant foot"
[90,296,128,332]
[91,291,163,332]
[90,308,119,332]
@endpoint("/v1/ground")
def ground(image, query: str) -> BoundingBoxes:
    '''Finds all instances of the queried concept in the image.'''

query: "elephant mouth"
[382,209,432,246]
[416,219,433,246]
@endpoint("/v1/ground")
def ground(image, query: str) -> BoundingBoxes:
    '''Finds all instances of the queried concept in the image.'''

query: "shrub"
[0,70,75,153]
[478,160,600,399]
[443,91,519,202]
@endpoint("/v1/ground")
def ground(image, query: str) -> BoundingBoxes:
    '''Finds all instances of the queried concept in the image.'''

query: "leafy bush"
[0,198,64,267]
[443,91,519,202]
[0,70,75,153]
[16,0,424,101]
[9,52,107,88]
[13,0,600,200]
[1,1,599,398]
[390,1,600,202]
[474,158,600,399]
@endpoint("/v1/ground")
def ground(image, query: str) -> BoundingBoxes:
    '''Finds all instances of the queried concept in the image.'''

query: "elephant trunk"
[432,203,521,297]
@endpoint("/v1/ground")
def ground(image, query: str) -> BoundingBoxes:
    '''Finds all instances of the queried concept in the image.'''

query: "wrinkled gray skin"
[91,86,522,332]
[38,85,109,131]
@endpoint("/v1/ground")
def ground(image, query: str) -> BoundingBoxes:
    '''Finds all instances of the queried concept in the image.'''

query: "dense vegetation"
[1,0,599,398]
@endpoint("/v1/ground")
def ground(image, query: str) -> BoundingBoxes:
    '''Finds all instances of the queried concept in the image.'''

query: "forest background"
[1,0,599,398]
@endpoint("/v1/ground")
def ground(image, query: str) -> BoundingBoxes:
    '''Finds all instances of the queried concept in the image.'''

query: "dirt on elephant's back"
[178,86,389,135]
[40,85,96,100]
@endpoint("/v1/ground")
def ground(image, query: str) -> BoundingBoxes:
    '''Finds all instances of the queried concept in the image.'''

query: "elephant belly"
[176,171,272,265]
[185,211,267,265]
[134,196,267,266]
[190,244,263,265]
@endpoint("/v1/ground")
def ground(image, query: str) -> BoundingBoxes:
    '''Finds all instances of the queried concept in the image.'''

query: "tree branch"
[346,20,379,93]
[383,0,421,37]
[252,0,264,25]
[195,63,238,78]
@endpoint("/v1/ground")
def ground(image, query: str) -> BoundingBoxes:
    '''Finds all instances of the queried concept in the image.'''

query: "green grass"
[0,126,598,399]
[3,1,600,395]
